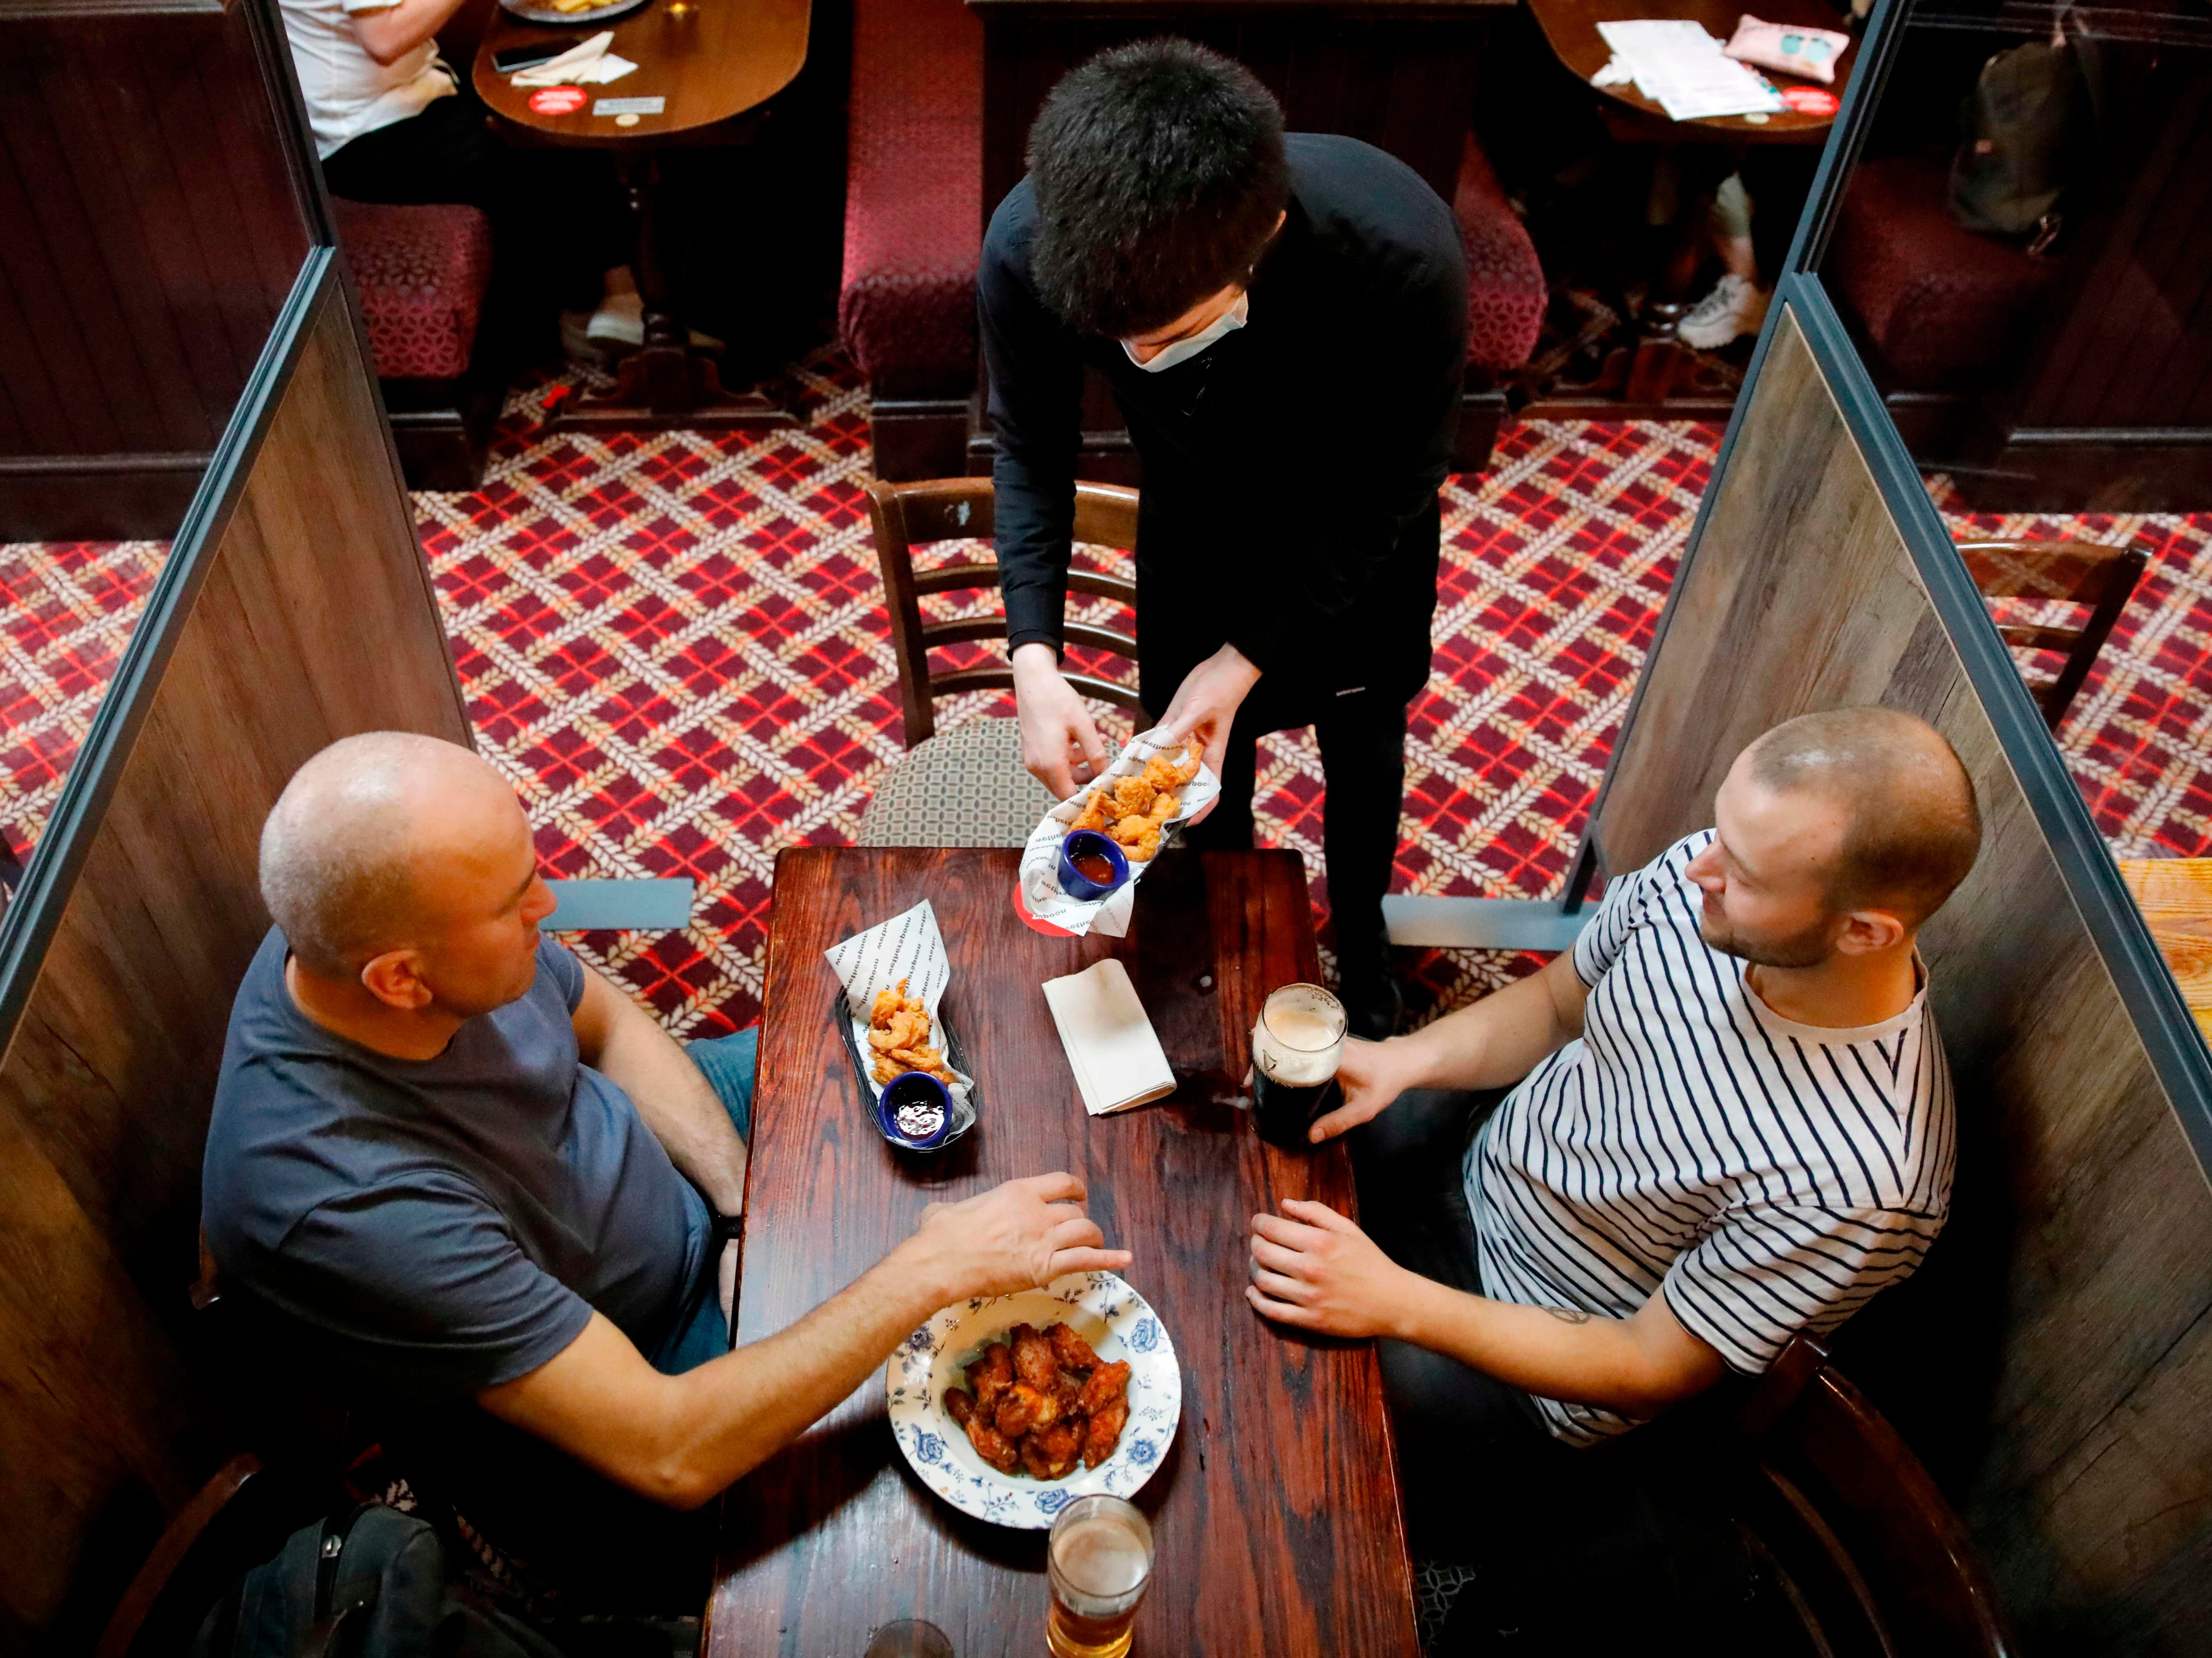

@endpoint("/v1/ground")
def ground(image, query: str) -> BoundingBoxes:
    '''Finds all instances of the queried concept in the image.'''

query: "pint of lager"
[1250,983,1347,1148]
[1045,1495,1154,1658]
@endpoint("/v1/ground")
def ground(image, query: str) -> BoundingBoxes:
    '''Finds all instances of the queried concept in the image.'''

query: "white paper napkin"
[823,899,973,1107]
[1042,959,1175,1116]
[511,31,639,87]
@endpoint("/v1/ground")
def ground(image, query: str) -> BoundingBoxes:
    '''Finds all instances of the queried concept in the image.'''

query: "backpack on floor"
[190,1502,566,1658]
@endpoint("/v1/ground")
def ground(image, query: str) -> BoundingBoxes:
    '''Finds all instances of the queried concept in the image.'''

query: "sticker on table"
[594,95,666,116]
[527,86,588,115]
[1780,86,1841,116]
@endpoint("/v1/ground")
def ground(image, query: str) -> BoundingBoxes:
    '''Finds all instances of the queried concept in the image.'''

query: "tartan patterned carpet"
[6,355,2212,1035]
[0,538,169,861]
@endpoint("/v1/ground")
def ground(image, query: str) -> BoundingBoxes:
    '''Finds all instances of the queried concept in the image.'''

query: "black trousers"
[322,87,628,337]
[1349,1087,1580,1558]
[1146,684,1409,964]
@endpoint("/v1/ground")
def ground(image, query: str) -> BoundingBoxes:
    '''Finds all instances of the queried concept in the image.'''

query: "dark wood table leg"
[562,152,794,434]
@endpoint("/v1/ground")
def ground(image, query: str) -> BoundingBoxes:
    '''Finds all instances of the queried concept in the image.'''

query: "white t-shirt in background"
[278,0,457,161]
[1464,829,1955,1446]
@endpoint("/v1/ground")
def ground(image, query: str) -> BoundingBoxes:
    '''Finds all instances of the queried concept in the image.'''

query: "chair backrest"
[863,477,1143,747]
[1735,1335,2019,1657]
[1955,537,2149,730]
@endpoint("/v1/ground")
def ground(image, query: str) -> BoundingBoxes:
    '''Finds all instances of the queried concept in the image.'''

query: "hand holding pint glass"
[1250,983,1346,1148]
[1046,1495,1155,1658]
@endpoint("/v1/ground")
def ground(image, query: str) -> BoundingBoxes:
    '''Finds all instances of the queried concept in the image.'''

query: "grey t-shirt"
[203,928,709,1403]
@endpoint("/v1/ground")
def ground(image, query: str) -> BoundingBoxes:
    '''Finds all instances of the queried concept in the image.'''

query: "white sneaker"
[1675,274,1769,350]
[585,291,724,354]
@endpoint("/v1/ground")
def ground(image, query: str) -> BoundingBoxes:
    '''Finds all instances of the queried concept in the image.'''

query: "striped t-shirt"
[1464,830,1955,1445]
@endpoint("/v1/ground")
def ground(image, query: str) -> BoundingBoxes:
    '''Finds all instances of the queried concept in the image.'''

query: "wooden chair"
[1957,538,2149,732]
[1730,1335,2020,1656]
[859,477,1144,848]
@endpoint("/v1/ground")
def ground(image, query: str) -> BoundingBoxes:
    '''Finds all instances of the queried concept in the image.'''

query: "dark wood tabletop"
[1527,0,1855,143]
[707,846,1419,1658]
[472,0,810,144]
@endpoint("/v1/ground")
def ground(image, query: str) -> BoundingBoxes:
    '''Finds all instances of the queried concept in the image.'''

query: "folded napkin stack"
[1042,960,1176,1116]
[510,30,638,87]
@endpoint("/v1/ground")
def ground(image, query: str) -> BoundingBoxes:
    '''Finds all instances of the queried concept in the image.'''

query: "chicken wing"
[995,1381,1049,1439]
[1011,1323,1059,1392]
[945,1387,975,1428]
[966,1416,1022,1475]
[1080,1396,1128,1469]
[1077,1359,1132,1417]
[969,1342,1015,1417]
[1022,1419,1083,1481]
[1048,1323,1100,1372]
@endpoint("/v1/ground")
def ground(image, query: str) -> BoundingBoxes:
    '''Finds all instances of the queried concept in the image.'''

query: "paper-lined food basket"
[1015,728,1220,938]
[823,900,978,1142]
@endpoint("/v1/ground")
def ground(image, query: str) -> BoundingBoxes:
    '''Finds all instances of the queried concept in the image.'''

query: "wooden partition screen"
[1594,300,2212,1653]
[0,255,468,1652]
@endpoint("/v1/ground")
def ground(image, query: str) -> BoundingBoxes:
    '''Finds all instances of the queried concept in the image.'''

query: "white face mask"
[1121,293,1249,373]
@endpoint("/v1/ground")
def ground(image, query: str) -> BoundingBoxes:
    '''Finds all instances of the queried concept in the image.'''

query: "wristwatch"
[711,1211,744,1247]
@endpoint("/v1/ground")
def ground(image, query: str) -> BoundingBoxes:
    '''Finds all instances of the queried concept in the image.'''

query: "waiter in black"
[981,38,1469,1037]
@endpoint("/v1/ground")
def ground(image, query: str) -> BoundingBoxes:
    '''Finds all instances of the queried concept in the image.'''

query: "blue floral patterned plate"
[886,1271,1180,1529]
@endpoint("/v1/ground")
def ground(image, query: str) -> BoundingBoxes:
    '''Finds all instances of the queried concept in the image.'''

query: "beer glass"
[1045,1494,1155,1658]
[1250,982,1347,1148]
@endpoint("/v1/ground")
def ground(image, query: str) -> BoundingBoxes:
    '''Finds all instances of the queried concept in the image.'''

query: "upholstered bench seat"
[1825,155,2055,393]
[331,198,498,489]
[839,0,1545,477]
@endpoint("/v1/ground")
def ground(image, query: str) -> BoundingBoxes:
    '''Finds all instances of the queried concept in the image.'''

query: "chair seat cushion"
[1454,136,1547,376]
[859,718,1058,848]
[1825,154,2055,392]
[332,198,495,385]
[839,0,984,400]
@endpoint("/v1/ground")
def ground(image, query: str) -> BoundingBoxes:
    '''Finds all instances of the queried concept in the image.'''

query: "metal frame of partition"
[1589,0,2212,1178]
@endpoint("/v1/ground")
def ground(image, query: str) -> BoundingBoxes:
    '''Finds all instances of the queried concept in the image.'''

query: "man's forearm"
[351,0,467,63]
[1389,1276,1693,1419]
[1391,955,1584,1094]
[656,1244,941,1499]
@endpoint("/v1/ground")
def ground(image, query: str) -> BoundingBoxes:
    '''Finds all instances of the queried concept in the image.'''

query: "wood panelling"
[0,265,467,1652]
[1594,304,2212,1654]
[0,3,310,537]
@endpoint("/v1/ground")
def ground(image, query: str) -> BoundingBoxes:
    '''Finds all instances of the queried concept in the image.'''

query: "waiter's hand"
[1013,642,1108,800]
[1161,644,1261,817]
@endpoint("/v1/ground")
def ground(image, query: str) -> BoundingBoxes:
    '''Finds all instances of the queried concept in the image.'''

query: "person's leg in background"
[1675,170,1770,351]
[320,86,631,362]
[1316,693,1410,1038]
[647,1025,758,1377]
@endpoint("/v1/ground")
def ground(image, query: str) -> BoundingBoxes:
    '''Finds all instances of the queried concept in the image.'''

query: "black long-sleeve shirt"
[979,133,1469,700]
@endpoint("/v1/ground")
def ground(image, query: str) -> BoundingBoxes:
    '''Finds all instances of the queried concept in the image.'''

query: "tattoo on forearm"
[1542,1306,1593,1325]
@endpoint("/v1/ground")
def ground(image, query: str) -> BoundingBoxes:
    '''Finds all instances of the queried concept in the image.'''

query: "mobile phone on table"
[492,41,566,72]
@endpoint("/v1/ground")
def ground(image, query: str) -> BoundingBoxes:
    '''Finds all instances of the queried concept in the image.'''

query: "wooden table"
[472,0,810,430]
[1526,0,1854,145]
[2119,859,2212,1044]
[707,847,1419,1658]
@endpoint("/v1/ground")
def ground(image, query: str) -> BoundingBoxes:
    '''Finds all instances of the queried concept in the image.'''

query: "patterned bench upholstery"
[838,0,1545,401]
[1825,154,2055,393]
[331,197,494,385]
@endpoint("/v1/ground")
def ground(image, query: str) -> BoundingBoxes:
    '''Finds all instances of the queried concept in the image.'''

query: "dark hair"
[1025,39,1288,338]
[1748,707,1983,926]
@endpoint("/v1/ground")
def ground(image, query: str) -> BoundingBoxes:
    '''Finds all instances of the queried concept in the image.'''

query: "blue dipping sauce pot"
[879,1070,955,1151]
[1058,829,1129,901]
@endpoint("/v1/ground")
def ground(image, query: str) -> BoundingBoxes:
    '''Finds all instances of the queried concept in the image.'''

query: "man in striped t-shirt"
[1244,708,1979,1547]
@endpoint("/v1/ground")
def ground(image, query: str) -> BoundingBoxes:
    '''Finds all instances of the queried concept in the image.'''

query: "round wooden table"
[473,0,812,427]
[1526,0,1855,145]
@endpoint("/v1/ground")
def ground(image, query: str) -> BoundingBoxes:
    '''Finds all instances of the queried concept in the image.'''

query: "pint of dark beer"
[1250,983,1347,1148]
